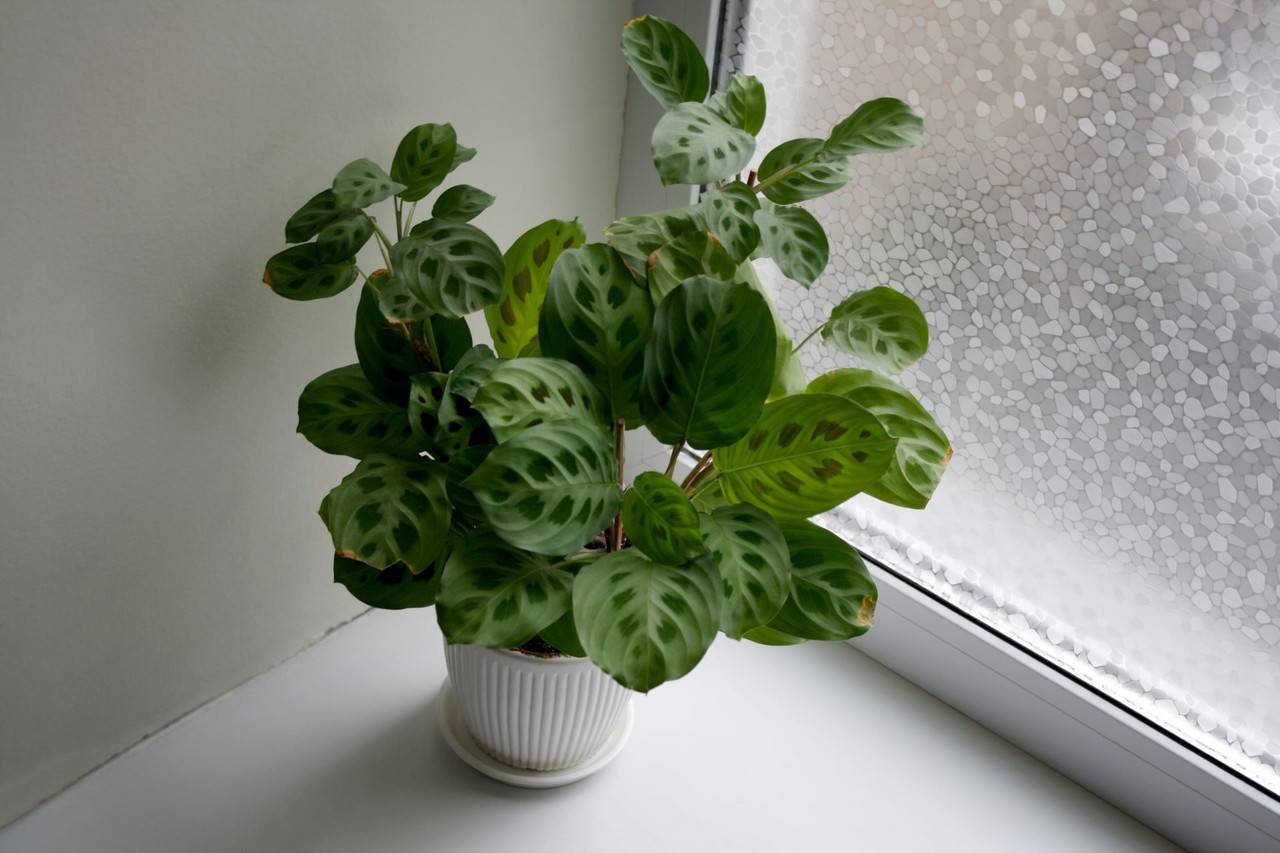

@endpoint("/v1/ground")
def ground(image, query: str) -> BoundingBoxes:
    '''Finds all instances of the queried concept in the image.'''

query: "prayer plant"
[263,15,950,692]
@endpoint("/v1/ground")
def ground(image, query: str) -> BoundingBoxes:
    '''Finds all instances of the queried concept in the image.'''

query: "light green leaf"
[755,203,829,287]
[699,503,790,638]
[768,520,877,641]
[641,276,776,449]
[391,123,457,202]
[332,158,405,209]
[297,365,418,459]
[620,15,709,109]
[706,73,766,135]
[605,204,707,278]
[622,472,704,564]
[263,244,357,301]
[464,420,619,555]
[702,181,761,263]
[573,550,720,692]
[315,210,373,262]
[713,392,897,518]
[285,189,345,243]
[333,555,441,610]
[319,455,451,573]
[484,219,585,358]
[651,103,755,186]
[539,608,587,657]
[756,138,853,205]
[807,369,951,509]
[451,144,476,171]
[431,184,495,223]
[822,286,928,373]
[437,537,573,648]
[539,244,653,425]
[826,97,924,157]
[472,357,606,442]
[742,625,806,645]
[381,219,504,320]
[646,230,736,302]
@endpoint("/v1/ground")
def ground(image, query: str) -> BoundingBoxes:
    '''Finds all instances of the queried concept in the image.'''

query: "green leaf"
[380,219,504,320]
[620,15,709,109]
[445,445,492,530]
[391,123,457,202]
[315,210,374,262]
[332,158,405,209]
[689,477,730,513]
[539,608,587,657]
[431,184,495,222]
[297,365,419,459]
[826,97,924,157]
[451,144,476,171]
[356,277,472,403]
[622,472,704,564]
[646,230,736,302]
[735,260,807,401]
[756,138,853,205]
[699,503,790,638]
[437,537,573,648]
[408,372,448,453]
[822,286,929,373]
[702,181,761,263]
[768,520,876,641]
[427,346,498,459]
[651,103,755,186]
[713,392,897,518]
[742,625,806,645]
[605,204,707,278]
[574,550,720,692]
[706,73,766,135]
[465,420,619,556]
[285,189,345,243]
[641,276,776,449]
[484,219,585,358]
[755,203,829,287]
[539,244,653,424]
[263,244,357,301]
[807,369,951,509]
[334,555,441,610]
[319,455,451,573]
[472,357,607,442]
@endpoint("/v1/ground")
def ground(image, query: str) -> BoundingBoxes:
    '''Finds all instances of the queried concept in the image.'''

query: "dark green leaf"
[391,123,457,201]
[445,445,492,530]
[826,97,924,157]
[646,230,736,302]
[713,392,897,518]
[742,625,806,645]
[430,346,497,459]
[285,189,345,243]
[755,203,829,287]
[756,138,853,205]
[702,181,761,263]
[465,420,619,555]
[539,244,654,424]
[641,276,776,449]
[736,261,807,401]
[768,520,877,641]
[263,244,357,301]
[539,608,587,657]
[451,144,476,170]
[319,455,451,573]
[408,372,449,454]
[334,555,441,610]
[605,204,707,278]
[315,210,374,262]
[332,158,405,209]
[472,357,606,442]
[651,103,755,186]
[431,184,495,223]
[699,503,790,638]
[706,73,766,135]
[484,219,585,358]
[573,550,720,692]
[297,365,418,459]
[622,472,704,564]
[808,369,951,509]
[822,286,929,373]
[620,15,709,109]
[437,537,573,648]
[355,276,472,403]
[381,219,504,320]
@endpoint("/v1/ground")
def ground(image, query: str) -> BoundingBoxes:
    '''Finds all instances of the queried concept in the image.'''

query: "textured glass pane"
[720,0,1280,790]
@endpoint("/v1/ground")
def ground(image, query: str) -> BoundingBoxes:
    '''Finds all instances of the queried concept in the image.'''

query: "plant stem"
[354,264,369,281]
[394,199,403,239]
[369,219,394,268]
[664,441,685,479]
[688,469,721,500]
[752,162,800,195]
[420,312,442,368]
[793,323,825,354]
[609,419,626,552]
[404,201,418,234]
[680,450,713,491]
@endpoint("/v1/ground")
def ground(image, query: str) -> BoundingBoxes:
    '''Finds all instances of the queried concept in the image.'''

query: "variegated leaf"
[767,520,877,641]
[355,275,472,403]
[699,503,790,638]
[484,219,585,358]
[437,537,573,648]
[332,158,405,209]
[822,286,929,373]
[706,74,766,136]
[431,346,497,459]
[472,357,606,442]
[755,203,829,287]
[620,15,709,109]
[742,625,806,645]
[297,365,418,459]
[285,189,345,243]
[431,184,495,223]
[621,472,704,564]
[826,97,924,157]
[391,123,457,201]
[381,219,504,320]
[736,261,808,401]
[263,244,357,301]
[539,608,587,657]
[755,138,854,205]
[651,103,754,186]
[333,555,441,610]
[702,181,761,263]
[646,230,735,302]
[605,204,707,278]
[315,210,374,262]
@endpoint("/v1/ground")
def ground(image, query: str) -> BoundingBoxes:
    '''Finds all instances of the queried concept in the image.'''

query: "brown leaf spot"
[532,239,551,267]
[778,422,802,447]
[512,268,533,299]
[778,471,804,492]
[811,420,849,441]
[811,458,844,482]
[748,430,767,451]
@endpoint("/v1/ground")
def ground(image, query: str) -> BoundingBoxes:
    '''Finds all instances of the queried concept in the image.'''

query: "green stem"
[420,313,441,368]
[664,441,685,480]
[751,163,800,195]
[404,201,418,234]
[609,419,626,551]
[688,469,721,500]
[680,450,713,491]
[370,218,394,268]
[394,199,403,239]
[793,323,825,354]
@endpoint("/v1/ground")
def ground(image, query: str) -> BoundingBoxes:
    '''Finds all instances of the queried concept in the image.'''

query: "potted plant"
[263,15,950,785]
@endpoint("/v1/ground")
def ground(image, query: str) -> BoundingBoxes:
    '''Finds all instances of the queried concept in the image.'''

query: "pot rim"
[445,641,590,666]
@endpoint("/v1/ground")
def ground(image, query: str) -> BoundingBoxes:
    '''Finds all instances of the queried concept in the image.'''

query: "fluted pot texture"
[443,641,632,771]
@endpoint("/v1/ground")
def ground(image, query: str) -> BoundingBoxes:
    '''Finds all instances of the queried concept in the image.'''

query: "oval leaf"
[826,97,924,157]
[334,555,441,610]
[605,204,707,278]
[647,230,736,302]
[315,210,374,262]
[540,244,654,424]
[483,219,585,358]
[319,455,451,573]
[285,189,345,243]
[822,286,928,373]
[573,550,720,692]
[620,15,709,109]
[464,420,619,555]
[699,503,790,638]
[431,184,495,223]
[652,103,755,186]
[356,275,473,403]
[755,203,829,287]
[437,537,573,648]
[622,472,704,564]
[472,357,606,442]
[756,138,853,205]
[768,520,877,641]
[297,365,418,459]
[264,244,357,301]
[641,276,776,449]
[713,393,897,518]
[424,346,498,459]
[702,181,761,263]
[539,609,587,657]
[391,123,457,202]
[382,220,504,319]
[332,158,405,209]
[807,369,951,509]
[742,625,806,646]
[706,74,766,136]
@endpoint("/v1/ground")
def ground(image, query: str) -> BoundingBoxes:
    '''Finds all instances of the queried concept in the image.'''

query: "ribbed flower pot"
[441,641,633,784]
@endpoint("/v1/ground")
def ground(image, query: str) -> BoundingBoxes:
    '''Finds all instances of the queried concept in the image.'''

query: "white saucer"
[436,680,633,788]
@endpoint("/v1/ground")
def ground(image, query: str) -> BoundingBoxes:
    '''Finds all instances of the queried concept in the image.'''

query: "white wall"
[0,0,633,826]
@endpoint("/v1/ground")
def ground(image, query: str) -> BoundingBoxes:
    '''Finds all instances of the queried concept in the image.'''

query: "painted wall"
[0,0,632,825]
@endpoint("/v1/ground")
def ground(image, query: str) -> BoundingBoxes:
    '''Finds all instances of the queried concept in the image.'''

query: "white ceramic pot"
[442,641,632,772]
